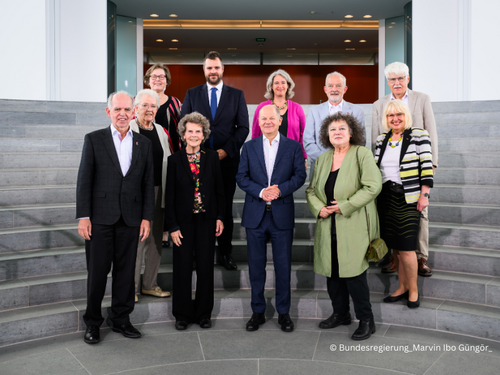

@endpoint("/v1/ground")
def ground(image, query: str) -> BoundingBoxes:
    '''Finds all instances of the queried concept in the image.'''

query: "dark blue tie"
[210,87,217,149]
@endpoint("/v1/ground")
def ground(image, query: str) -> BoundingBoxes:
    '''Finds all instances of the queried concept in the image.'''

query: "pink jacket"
[252,100,307,158]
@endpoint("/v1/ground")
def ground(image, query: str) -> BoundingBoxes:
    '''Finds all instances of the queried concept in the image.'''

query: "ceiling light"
[156,39,163,42]
[345,15,353,18]
[310,11,316,14]
[150,14,159,18]
[128,21,133,23]
[388,26,393,28]
[363,15,372,18]
[287,48,296,50]
[171,39,179,42]
[169,48,178,50]
[287,55,293,57]
[227,48,237,50]
[359,40,366,42]
[169,14,178,18]
[391,22,396,24]
[346,48,355,50]
[344,40,351,42]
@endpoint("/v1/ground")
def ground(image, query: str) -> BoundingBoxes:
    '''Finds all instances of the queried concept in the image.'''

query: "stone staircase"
[1,99,500,347]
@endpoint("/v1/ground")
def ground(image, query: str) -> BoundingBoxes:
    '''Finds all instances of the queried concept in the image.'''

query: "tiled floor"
[1,318,499,374]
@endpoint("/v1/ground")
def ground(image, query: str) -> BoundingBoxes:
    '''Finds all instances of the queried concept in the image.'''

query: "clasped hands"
[262,185,280,202]
[319,200,342,218]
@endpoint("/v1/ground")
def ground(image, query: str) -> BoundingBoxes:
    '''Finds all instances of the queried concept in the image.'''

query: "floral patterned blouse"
[187,151,205,213]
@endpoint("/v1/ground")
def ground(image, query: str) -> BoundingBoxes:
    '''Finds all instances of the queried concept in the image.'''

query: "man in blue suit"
[236,105,306,333]
[303,72,365,179]
[181,51,249,270]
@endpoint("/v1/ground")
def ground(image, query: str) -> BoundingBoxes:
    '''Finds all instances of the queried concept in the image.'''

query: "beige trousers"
[417,206,429,260]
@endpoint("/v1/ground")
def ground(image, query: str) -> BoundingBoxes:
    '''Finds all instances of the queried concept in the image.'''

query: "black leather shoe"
[84,325,100,344]
[199,318,212,328]
[351,316,376,340]
[407,294,420,308]
[319,312,352,329]
[246,313,265,331]
[383,291,409,303]
[219,254,237,270]
[162,240,170,248]
[175,320,189,330]
[278,314,294,332]
[111,323,141,338]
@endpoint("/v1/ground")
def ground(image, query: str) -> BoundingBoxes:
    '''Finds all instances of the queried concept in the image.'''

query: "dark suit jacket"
[236,135,307,230]
[165,147,226,233]
[180,84,249,168]
[76,126,155,227]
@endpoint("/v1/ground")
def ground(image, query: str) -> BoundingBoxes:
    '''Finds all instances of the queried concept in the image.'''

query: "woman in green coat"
[306,113,382,341]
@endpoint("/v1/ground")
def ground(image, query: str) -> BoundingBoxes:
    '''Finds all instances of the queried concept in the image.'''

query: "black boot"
[351,316,376,340]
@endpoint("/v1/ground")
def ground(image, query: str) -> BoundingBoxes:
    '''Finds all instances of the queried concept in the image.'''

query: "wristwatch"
[421,193,430,199]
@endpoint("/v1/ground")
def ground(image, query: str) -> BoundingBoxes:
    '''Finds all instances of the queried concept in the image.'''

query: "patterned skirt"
[377,181,420,251]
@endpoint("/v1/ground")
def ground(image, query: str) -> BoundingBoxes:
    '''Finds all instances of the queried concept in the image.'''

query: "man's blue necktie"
[210,87,217,149]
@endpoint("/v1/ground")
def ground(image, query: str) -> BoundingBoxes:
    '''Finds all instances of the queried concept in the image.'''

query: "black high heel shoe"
[407,294,420,308]
[383,291,409,303]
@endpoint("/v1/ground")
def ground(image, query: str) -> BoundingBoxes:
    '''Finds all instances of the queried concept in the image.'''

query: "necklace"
[136,118,153,131]
[388,136,402,148]
[273,101,287,110]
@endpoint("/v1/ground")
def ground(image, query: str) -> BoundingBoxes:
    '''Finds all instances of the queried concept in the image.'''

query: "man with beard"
[371,61,438,278]
[303,72,365,178]
[181,51,249,270]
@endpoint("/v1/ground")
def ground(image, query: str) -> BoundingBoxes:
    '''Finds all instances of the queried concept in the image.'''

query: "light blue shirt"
[207,81,223,107]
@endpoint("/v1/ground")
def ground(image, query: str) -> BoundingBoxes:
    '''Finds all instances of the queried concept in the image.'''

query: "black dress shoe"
[407,294,420,308]
[84,325,100,344]
[219,255,237,270]
[246,313,266,331]
[351,316,376,341]
[278,313,294,332]
[319,312,352,329]
[111,323,141,338]
[162,240,170,248]
[175,320,189,330]
[383,290,409,303]
[199,318,212,329]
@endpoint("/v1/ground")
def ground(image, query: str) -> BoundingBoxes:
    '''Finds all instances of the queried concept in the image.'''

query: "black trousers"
[326,234,373,321]
[84,216,139,327]
[216,165,237,256]
[172,213,216,323]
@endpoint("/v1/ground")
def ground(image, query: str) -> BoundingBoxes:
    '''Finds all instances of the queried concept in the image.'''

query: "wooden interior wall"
[144,64,378,105]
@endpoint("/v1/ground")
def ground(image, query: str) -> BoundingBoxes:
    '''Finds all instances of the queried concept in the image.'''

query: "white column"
[378,19,386,99]
[137,19,144,92]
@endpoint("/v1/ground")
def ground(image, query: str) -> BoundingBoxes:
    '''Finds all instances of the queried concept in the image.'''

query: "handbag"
[355,148,388,262]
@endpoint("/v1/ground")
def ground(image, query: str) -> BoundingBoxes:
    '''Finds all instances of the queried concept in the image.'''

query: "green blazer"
[306,146,382,278]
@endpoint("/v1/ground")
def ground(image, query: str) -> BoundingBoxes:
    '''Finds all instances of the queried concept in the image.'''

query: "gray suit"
[303,100,365,163]
[371,89,439,167]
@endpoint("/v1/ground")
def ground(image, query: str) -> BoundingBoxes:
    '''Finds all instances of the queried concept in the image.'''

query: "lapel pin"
[136,142,138,145]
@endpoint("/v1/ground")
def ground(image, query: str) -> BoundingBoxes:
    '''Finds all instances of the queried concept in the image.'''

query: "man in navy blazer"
[303,72,365,178]
[236,105,306,333]
[181,51,249,270]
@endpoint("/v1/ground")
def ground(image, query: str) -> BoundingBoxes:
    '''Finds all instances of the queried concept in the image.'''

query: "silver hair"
[107,91,134,109]
[384,62,409,79]
[264,69,295,100]
[134,89,160,107]
[177,111,211,143]
[325,71,346,86]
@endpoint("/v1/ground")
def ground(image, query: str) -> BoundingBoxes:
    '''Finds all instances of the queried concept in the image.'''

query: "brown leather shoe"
[381,255,396,273]
[418,258,432,277]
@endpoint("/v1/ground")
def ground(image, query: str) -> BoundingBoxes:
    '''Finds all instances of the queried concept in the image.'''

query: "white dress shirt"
[110,124,133,176]
[259,132,281,202]
[390,90,409,106]
[328,99,343,115]
[207,81,223,107]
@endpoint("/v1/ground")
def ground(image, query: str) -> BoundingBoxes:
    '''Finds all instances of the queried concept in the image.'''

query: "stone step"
[440,138,500,153]
[0,247,86,281]
[431,100,500,113]
[0,185,76,206]
[434,112,500,126]
[429,245,500,277]
[437,123,500,139]
[1,289,500,347]
[0,138,83,154]
[0,169,77,187]
[0,203,76,229]
[0,153,81,169]
[430,203,500,226]
[0,99,107,114]
[0,110,108,127]
[439,152,500,168]
[434,168,500,185]
[0,224,81,254]
[432,184,500,205]
[0,124,103,140]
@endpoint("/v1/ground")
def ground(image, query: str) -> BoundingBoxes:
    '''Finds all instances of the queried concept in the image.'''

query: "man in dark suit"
[76,91,155,344]
[236,105,306,332]
[180,51,249,270]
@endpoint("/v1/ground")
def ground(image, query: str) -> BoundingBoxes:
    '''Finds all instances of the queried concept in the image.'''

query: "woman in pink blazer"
[252,69,307,165]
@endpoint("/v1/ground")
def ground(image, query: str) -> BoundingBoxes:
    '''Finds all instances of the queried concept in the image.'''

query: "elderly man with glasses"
[371,62,439,278]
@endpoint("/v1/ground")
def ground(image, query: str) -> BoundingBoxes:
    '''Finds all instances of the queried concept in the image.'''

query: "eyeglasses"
[150,75,166,80]
[387,76,407,84]
[139,104,158,110]
[387,113,405,119]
